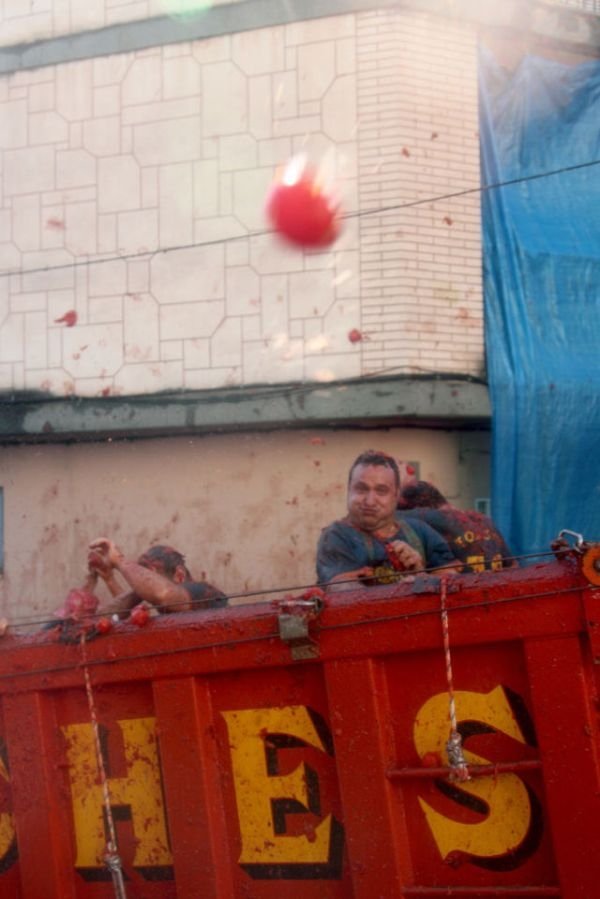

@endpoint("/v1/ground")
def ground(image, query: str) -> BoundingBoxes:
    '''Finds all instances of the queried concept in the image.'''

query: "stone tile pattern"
[0,9,483,397]
[356,9,483,377]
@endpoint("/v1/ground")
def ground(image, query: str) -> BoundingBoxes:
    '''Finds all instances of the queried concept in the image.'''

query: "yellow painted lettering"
[222,705,333,865]
[62,717,172,870]
[414,686,531,861]
[465,554,486,573]
[491,553,503,571]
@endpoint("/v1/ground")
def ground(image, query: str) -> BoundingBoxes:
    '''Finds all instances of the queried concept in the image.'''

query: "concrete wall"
[0,427,489,624]
[0,4,483,398]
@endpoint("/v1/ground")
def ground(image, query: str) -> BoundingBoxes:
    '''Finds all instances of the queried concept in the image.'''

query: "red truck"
[0,533,598,898]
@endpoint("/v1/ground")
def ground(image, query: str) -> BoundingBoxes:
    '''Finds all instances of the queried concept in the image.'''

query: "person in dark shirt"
[88,539,228,614]
[316,450,458,589]
[397,481,517,573]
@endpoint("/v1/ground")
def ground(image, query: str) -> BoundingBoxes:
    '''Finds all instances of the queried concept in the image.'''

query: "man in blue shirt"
[316,450,457,589]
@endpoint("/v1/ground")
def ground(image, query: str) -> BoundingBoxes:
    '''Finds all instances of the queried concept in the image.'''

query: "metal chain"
[439,576,470,782]
[80,635,128,899]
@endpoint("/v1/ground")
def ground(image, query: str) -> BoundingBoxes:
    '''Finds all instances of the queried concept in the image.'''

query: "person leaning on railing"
[88,539,228,615]
[397,480,518,573]
[316,450,459,591]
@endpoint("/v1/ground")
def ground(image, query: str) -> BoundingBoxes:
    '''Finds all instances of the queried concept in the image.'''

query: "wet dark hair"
[399,480,447,509]
[137,545,192,580]
[348,450,400,489]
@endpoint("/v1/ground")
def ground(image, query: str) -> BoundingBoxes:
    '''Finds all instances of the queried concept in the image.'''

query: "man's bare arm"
[89,538,192,613]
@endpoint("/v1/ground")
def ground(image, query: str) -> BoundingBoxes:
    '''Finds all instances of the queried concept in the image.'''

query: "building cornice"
[0,375,490,444]
[0,0,597,76]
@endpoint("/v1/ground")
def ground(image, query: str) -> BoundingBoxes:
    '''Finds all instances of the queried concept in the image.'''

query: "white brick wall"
[0,7,484,396]
[356,9,483,376]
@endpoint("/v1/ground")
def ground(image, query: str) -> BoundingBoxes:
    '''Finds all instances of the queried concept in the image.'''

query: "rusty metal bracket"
[278,613,319,660]
[553,532,600,588]
[557,529,585,550]
[552,533,600,587]
[277,593,323,661]
[552,528,585,559]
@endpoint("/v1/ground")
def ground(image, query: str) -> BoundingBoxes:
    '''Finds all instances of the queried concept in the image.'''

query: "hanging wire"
[0,579,590,683]
[0,158,596,617]
[3,547,561,632]
[0,158,599,284]
[1,570,594,683]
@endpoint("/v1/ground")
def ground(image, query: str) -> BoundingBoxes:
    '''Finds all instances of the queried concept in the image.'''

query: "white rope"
[80,634,128,899]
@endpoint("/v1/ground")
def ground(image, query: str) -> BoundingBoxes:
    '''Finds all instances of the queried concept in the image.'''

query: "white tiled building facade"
[0,0,493,617]
[0,1,483,398]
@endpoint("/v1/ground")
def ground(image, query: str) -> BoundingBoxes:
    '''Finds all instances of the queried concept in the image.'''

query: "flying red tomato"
[266,156,341,248]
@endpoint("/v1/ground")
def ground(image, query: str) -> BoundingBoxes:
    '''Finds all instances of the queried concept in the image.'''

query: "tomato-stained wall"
[0,427,489,622]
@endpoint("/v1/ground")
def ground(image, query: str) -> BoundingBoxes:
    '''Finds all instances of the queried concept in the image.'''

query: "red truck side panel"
[0,553,597,897]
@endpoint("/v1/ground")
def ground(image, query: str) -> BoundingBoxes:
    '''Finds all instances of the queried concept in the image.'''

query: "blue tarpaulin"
[479,46,600,558]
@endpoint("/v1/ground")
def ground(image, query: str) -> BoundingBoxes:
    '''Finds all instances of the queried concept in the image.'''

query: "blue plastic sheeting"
[479,47,600,559]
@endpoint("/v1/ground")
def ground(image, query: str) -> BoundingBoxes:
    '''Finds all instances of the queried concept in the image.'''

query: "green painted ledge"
[0,0,598,75]
[0,375,490,444]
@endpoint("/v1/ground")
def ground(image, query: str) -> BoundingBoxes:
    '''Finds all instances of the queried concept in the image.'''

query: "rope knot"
[104,851,124,873]
[446,731,471,782]
[440,576,471,783]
